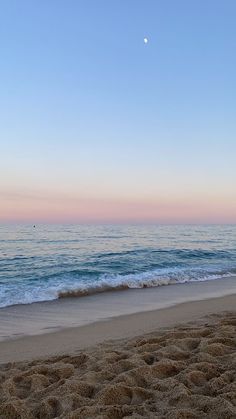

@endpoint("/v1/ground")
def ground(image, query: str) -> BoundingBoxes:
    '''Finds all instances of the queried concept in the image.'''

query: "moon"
[144,37,148,44]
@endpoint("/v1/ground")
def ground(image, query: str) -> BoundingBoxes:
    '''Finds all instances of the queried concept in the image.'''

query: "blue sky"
[1,0,236,223]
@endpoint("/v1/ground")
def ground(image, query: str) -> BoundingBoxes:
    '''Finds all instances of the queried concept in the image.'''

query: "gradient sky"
[1,0,236,223]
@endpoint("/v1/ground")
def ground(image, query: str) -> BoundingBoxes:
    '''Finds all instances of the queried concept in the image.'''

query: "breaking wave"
[57,268,236,300]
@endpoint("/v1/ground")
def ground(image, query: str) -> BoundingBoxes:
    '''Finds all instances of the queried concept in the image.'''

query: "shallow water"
[0,224,236,307]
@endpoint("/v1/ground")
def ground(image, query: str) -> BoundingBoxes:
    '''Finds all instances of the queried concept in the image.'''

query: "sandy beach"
[0,291,236,418]
[1,0,236,415]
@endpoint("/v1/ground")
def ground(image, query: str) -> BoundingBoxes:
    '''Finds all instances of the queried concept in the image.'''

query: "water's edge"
[0,277,236,342]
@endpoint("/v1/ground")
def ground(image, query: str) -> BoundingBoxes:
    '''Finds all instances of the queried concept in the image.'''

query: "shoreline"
[0,292,235,364]
[2,274,236,312]
[0,276,236,342]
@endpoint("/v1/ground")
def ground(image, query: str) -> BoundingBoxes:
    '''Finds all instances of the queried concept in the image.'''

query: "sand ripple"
[0,312,236,418]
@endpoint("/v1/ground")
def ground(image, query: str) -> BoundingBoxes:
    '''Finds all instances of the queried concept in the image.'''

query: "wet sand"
[0,292,235,364]
[1,276,236,343]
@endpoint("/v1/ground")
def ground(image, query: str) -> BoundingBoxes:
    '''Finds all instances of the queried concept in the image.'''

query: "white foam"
[0,267,235,308]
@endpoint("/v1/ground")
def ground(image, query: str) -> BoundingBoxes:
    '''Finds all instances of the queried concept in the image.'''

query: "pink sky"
[1,190,235,223]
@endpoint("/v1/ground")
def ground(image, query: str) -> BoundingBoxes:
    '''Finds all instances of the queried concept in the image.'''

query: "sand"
[0,294,236,418]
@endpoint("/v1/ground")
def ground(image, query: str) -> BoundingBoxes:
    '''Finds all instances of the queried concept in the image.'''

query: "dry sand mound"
[0,312,236,418]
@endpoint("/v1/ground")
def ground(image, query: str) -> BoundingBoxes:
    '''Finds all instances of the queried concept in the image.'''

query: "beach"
[0,225,236,417]
[0,289,236,417]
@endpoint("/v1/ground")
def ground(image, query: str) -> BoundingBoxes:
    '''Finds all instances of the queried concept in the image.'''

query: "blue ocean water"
[0,224,236,308]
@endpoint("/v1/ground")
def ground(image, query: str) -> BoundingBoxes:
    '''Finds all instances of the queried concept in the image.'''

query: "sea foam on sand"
[0,311,236,418]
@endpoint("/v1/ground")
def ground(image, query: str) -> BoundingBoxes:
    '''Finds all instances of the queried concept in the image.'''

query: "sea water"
[0,224,235,308]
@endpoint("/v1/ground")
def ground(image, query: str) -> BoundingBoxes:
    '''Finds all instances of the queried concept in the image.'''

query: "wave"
[56,268,236,301]
[0,265,236,307]
[57,278,178,299]
[58,284,130,298]
[0,268,235,308]
[95,248,231,259]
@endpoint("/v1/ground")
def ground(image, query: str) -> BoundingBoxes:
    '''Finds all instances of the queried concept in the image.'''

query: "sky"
[0,0,236,223]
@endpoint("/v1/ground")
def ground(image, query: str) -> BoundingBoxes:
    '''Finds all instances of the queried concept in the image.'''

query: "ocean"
[0,224,236,308]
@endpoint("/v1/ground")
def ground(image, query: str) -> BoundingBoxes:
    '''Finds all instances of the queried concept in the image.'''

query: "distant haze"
[1,1,236,223]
